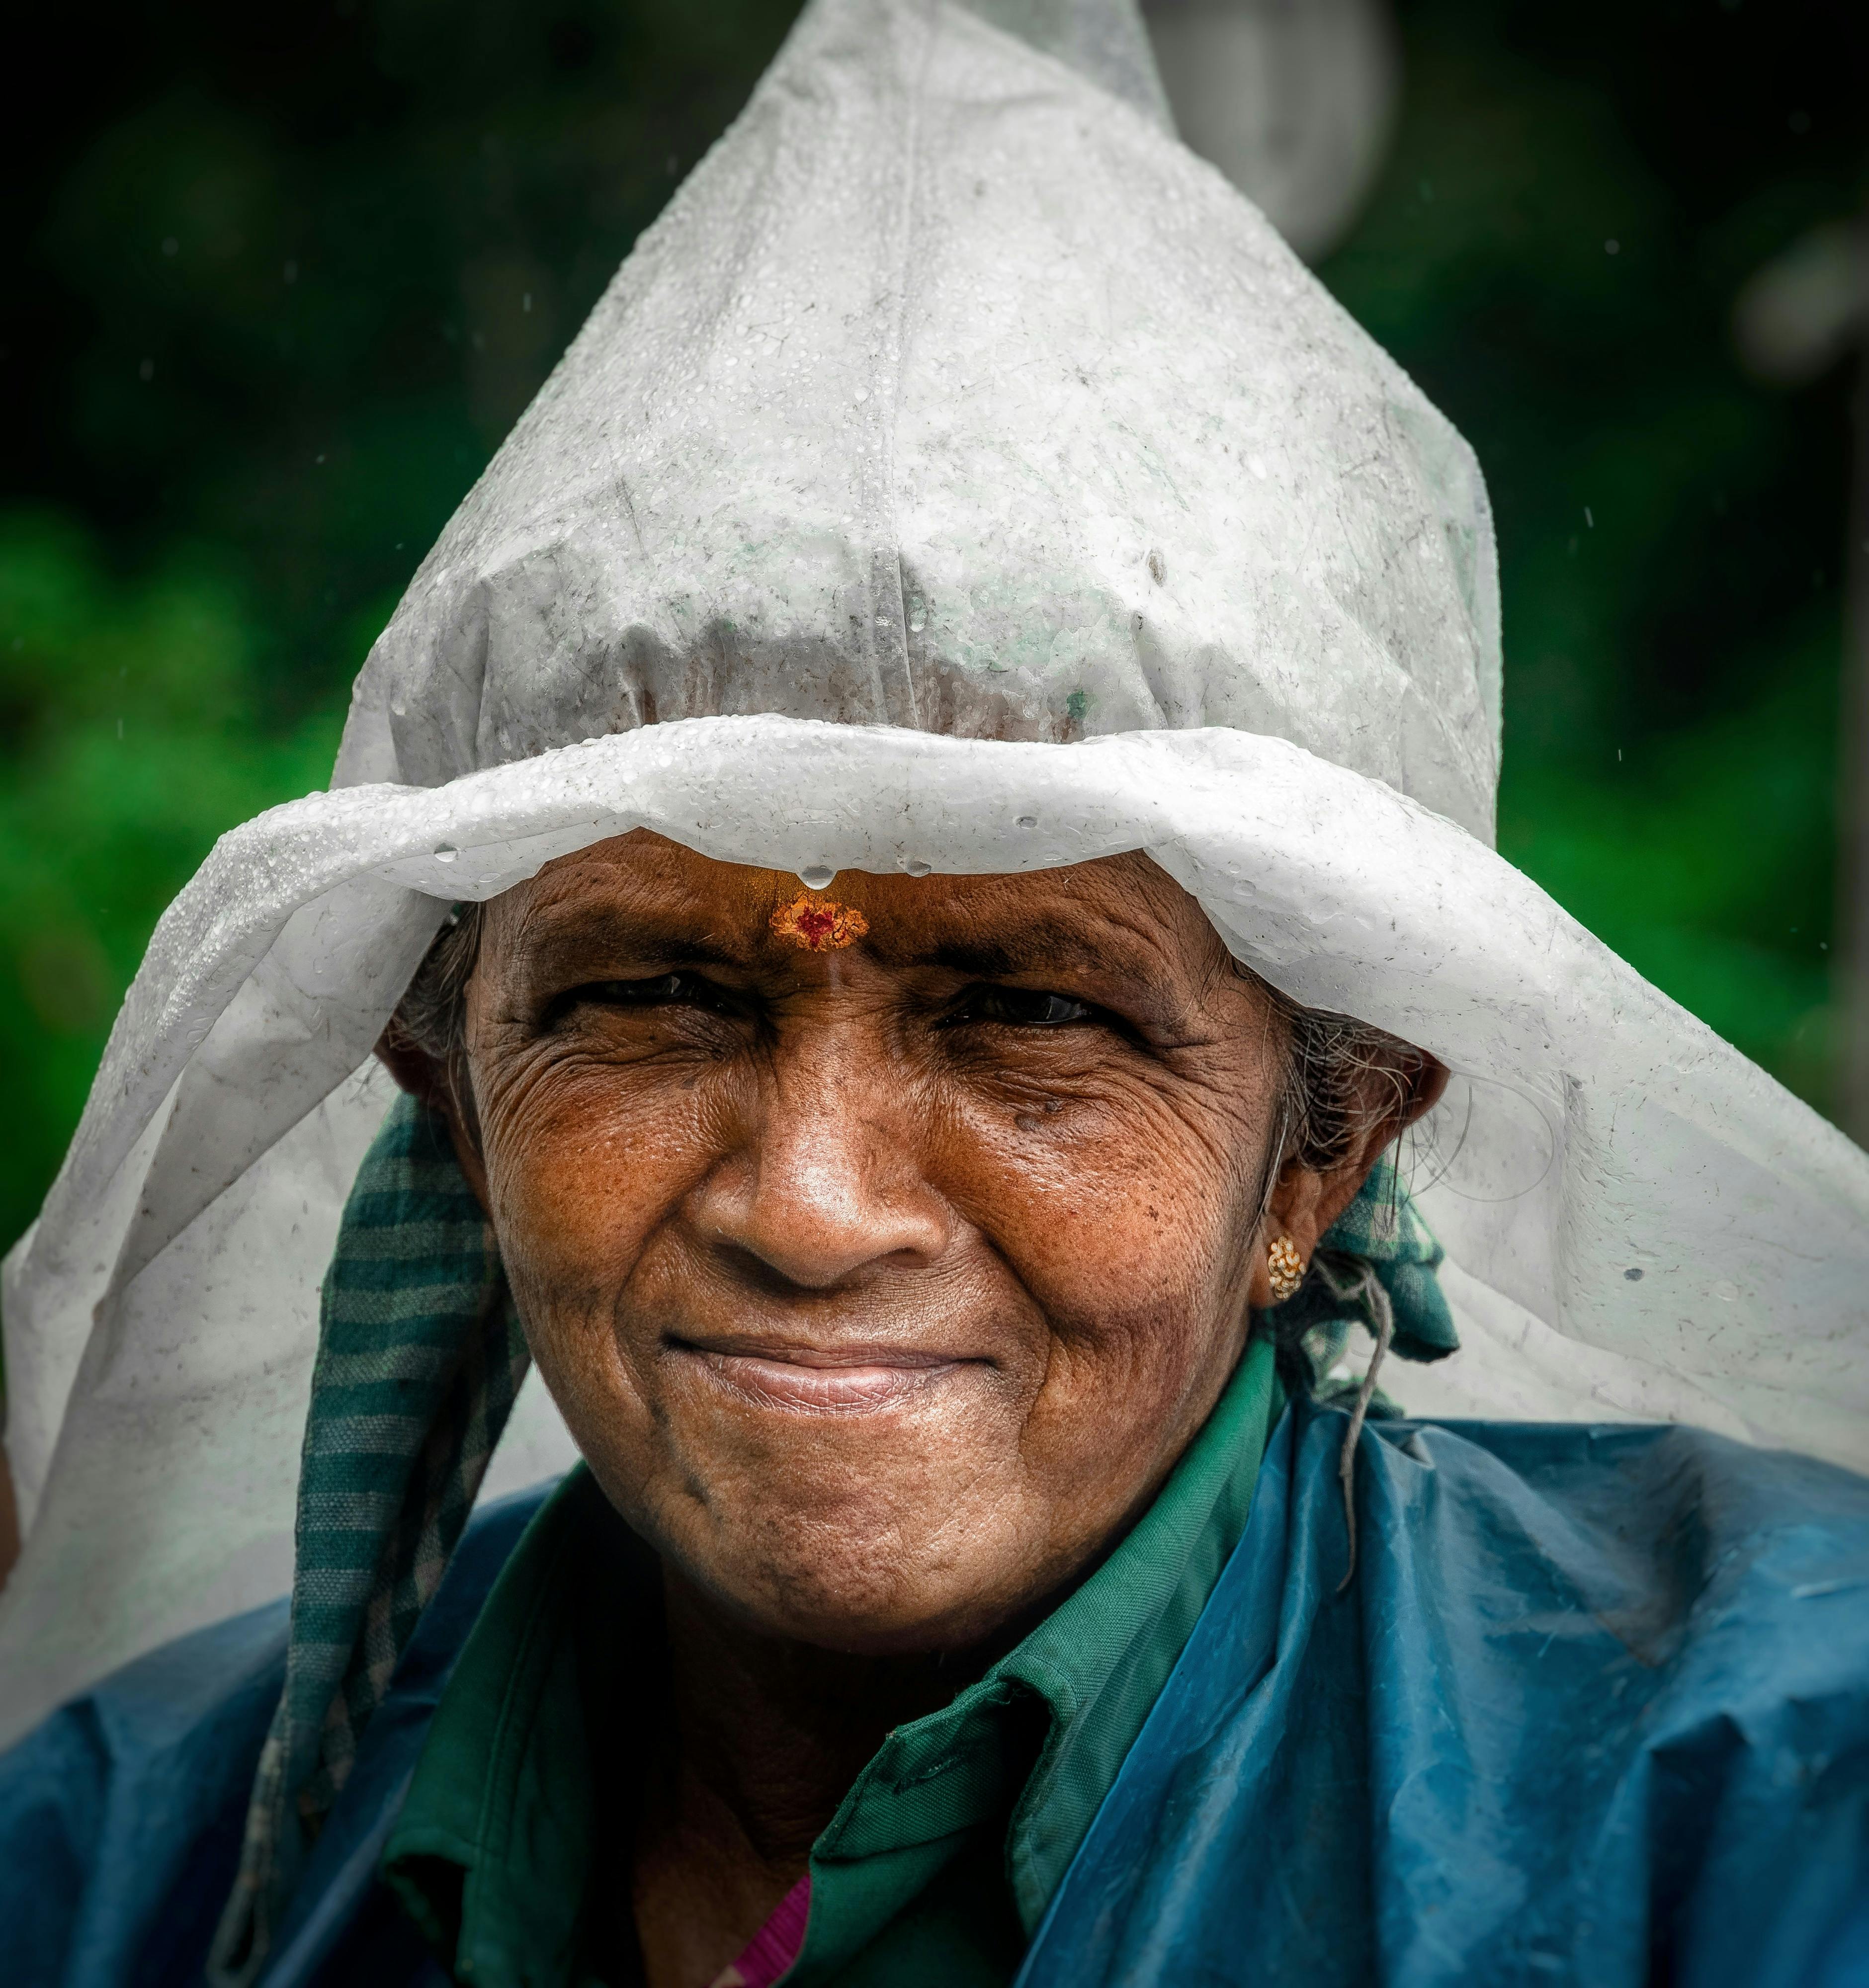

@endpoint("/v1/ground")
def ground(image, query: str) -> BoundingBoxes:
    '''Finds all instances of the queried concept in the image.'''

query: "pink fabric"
[708,1874,813,1988]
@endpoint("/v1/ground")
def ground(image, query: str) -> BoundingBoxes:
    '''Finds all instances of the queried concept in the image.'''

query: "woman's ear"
[373,1018,447,1110]
[373,1022,494,1218]
[1247,1051,1447,1307]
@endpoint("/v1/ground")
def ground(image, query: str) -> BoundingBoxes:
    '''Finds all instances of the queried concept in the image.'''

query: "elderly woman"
[4,3,1869,1986]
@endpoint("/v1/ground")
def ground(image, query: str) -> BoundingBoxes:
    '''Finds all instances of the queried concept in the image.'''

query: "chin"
[683,1499,1030,1656]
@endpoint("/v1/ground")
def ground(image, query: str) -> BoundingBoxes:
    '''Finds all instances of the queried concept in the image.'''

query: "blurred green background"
[1,0,1864,1253]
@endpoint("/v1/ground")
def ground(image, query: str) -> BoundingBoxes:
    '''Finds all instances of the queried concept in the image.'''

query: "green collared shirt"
[382,1337,1280,1987]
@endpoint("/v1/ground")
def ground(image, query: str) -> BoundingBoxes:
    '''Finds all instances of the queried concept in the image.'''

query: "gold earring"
[1267,1235,1305,1305]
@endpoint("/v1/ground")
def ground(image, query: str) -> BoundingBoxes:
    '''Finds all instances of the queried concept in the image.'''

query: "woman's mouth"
[668,1338,970,1413]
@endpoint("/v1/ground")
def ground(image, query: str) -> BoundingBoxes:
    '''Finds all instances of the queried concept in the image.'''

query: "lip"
[668,1337,975,1414]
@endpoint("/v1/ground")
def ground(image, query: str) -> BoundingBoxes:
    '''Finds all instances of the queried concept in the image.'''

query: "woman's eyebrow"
[923,920,1156,984]
[514,905,752,977]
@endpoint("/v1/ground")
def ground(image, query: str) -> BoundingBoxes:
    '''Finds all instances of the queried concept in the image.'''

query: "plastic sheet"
[1018,1404,1869,1988]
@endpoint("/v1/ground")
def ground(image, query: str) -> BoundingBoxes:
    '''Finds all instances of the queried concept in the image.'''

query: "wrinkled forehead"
[480,831,1237,991]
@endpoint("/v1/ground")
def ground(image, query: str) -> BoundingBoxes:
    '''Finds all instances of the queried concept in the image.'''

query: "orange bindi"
[770,893,869,952]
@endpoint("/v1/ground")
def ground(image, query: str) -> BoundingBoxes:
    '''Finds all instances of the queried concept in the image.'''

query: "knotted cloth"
[1264,1154,1459,1402]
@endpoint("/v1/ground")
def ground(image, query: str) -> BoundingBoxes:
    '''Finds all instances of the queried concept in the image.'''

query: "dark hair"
[384,902,484,1068]
[1268,990,1426,1177]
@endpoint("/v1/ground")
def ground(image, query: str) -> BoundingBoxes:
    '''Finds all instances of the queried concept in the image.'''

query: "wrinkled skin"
[382,831,1440,1984]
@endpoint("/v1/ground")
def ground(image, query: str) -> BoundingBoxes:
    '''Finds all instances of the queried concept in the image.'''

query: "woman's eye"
[564,973,738,1016]
[955,985,1094,1028]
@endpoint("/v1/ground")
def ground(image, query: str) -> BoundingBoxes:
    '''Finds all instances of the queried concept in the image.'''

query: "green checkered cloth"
[209,1093,529,1988]
[1263,1153,1459,1412]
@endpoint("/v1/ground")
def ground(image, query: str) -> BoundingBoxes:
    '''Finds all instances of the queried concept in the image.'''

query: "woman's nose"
[690,1035,952,1290]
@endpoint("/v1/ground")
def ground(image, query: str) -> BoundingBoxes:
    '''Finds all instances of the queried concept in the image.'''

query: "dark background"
[2,0,1864,1252]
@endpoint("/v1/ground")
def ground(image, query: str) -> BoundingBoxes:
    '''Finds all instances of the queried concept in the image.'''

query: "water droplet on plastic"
[1623,1266,1643,1281]
[900,858,932,877]
[435,844,459,865]
[800,863,835,889]
[1016,815,1037,830]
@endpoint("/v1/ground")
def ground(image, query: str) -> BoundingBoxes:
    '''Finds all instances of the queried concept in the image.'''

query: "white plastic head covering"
[2,0,1866,1746]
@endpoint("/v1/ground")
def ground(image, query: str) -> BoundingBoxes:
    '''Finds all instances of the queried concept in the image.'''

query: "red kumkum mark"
[770,893,870,952]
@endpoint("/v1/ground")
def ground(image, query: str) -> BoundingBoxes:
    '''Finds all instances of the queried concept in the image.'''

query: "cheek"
[916,1070,1273,1523]
[949,1076,1266,1367]
[471,1050,714,1374]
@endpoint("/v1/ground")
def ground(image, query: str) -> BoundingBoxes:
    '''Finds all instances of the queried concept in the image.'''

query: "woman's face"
[444,833,1364,1655]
